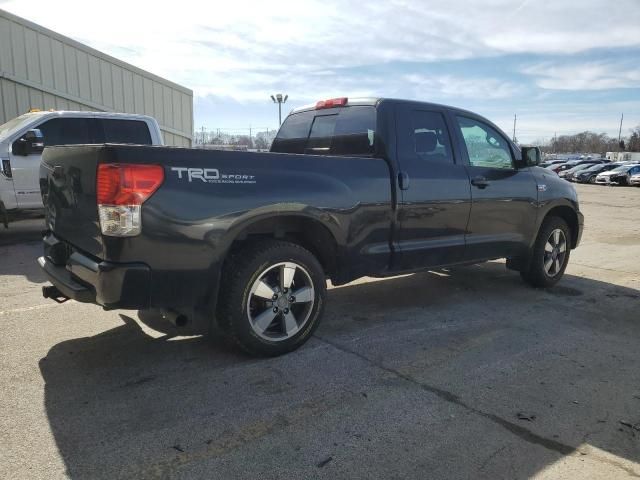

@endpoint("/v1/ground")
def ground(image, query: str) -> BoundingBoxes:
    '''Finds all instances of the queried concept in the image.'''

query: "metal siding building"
[0,9,193,146]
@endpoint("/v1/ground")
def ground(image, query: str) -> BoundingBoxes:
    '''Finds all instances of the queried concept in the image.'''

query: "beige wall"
[0,9,193,147]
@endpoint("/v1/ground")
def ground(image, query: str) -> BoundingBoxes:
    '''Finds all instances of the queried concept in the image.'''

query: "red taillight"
[315,97,348,109]
[97,163,164,206]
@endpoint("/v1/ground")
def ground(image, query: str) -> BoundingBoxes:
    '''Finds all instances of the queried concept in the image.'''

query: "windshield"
[0,113,37,141]
[583,163,609,172]
[609,165,631,173]
[568,164,592,173]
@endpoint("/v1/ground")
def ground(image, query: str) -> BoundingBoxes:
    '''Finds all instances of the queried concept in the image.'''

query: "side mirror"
[12,129,45,156]
[520,145,541,167]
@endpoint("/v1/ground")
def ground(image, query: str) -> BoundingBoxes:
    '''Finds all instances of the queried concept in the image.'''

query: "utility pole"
[618,113,624,151]
[512,114,517,143]
[271,93,288,126]
[201,126,206,145]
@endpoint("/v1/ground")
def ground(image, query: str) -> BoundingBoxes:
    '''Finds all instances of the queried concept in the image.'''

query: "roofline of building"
[0,8,193,96]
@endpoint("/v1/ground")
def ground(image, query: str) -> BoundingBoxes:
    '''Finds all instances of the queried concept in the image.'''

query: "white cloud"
[522,61,640,90]
[2,0,640,100]
[402,74,525,100]
[3,0,639,138]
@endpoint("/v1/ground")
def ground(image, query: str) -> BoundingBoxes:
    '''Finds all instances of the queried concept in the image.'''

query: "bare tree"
[542,131,624,154]
[628,126,640,152]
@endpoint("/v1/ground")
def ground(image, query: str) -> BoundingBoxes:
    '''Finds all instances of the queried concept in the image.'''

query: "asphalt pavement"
[1,184,639,479]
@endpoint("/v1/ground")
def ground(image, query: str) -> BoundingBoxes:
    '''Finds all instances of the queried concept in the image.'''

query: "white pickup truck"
[0,111,163,227]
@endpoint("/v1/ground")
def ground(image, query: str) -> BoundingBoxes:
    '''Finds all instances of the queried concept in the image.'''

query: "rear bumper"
[38,235,151,309]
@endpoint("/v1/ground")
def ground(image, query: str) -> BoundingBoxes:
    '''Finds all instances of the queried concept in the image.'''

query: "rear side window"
[100,119,152,144]
[407,111,453,163]
[271,106,376,156]
[37,118,92,146]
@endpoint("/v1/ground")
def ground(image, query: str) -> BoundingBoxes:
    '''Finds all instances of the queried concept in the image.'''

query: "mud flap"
[0,200,8,229]
[506,256,531,272]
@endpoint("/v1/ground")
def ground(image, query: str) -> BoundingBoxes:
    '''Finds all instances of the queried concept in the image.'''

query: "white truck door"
[9,137,43,209]
[11,117,93,209]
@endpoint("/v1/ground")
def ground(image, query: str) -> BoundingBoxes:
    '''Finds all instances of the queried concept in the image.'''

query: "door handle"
[471,176,489,189]
[398,171,410,190]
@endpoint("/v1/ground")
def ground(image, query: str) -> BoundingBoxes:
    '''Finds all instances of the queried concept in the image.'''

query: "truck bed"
[40,144,394,309]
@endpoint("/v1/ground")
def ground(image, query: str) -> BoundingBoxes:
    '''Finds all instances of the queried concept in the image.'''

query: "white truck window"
[38,118,93,146]
[100,119,152,144]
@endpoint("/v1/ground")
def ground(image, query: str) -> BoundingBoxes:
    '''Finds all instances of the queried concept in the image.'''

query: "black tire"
[216,239,326,356]
[588,175,597,184]
[520,217,571,288]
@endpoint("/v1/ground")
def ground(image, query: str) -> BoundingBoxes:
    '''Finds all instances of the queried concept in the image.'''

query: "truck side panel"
[42,144,395,309]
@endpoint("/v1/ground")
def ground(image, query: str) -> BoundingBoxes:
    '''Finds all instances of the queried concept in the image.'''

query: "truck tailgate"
[40,145,104,258]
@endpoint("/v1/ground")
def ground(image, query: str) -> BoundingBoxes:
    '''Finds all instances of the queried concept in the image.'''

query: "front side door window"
[456,116,513,170]
[37,118,93,146]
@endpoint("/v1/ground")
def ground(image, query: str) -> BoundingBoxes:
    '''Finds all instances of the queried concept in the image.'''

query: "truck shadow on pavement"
[0,239,46,284]
[0,215,45,247]
[39,262,640,479]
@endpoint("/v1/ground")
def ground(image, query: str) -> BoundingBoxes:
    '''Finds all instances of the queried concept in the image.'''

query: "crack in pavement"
[315,335,573,454]
[315,335,640,478]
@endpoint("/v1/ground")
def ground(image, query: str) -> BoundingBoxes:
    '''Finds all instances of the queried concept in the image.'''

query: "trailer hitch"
[42,285,70,304]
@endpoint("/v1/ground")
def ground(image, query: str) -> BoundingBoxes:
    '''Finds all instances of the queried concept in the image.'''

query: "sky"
[2,0,640,142]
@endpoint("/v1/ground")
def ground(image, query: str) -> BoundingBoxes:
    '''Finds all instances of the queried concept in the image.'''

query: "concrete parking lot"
[1,184,639,479]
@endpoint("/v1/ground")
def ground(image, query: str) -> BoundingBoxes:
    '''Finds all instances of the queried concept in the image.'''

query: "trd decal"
[171,167,256,184]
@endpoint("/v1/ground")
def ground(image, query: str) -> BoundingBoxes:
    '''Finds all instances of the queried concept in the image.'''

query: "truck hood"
[0,113,40,144]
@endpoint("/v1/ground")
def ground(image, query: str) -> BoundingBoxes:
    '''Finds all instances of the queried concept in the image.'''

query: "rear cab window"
[99,119,152,144]
[271,106,376,156]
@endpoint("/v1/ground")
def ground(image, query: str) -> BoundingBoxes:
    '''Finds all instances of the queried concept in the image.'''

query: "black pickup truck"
[39,97,583,356]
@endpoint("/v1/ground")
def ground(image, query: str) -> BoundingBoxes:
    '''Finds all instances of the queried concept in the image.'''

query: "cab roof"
[289,97,483,119]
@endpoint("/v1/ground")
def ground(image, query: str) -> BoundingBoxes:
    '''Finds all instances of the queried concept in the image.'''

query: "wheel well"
[228,216,338,276]
[544,206,579,248]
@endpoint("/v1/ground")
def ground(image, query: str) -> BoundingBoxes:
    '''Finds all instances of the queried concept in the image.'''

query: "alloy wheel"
[246,262,315,341]
[543,229,567,277]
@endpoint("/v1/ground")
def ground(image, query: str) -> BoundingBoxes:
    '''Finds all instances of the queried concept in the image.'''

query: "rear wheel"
[217,240,326,356]
[521,217,571,288]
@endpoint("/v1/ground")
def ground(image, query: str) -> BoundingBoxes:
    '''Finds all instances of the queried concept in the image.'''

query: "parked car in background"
[629,173,640,186]
[595,164,640,185]
[0,110,164,227]
[553,159,603,174]
[575,163,624,184]
[540,159,569,168]
[559,161,605,180]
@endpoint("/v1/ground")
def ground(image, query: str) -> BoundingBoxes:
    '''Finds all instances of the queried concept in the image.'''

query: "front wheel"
[521,217,571,288]
[217,240,326,356]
